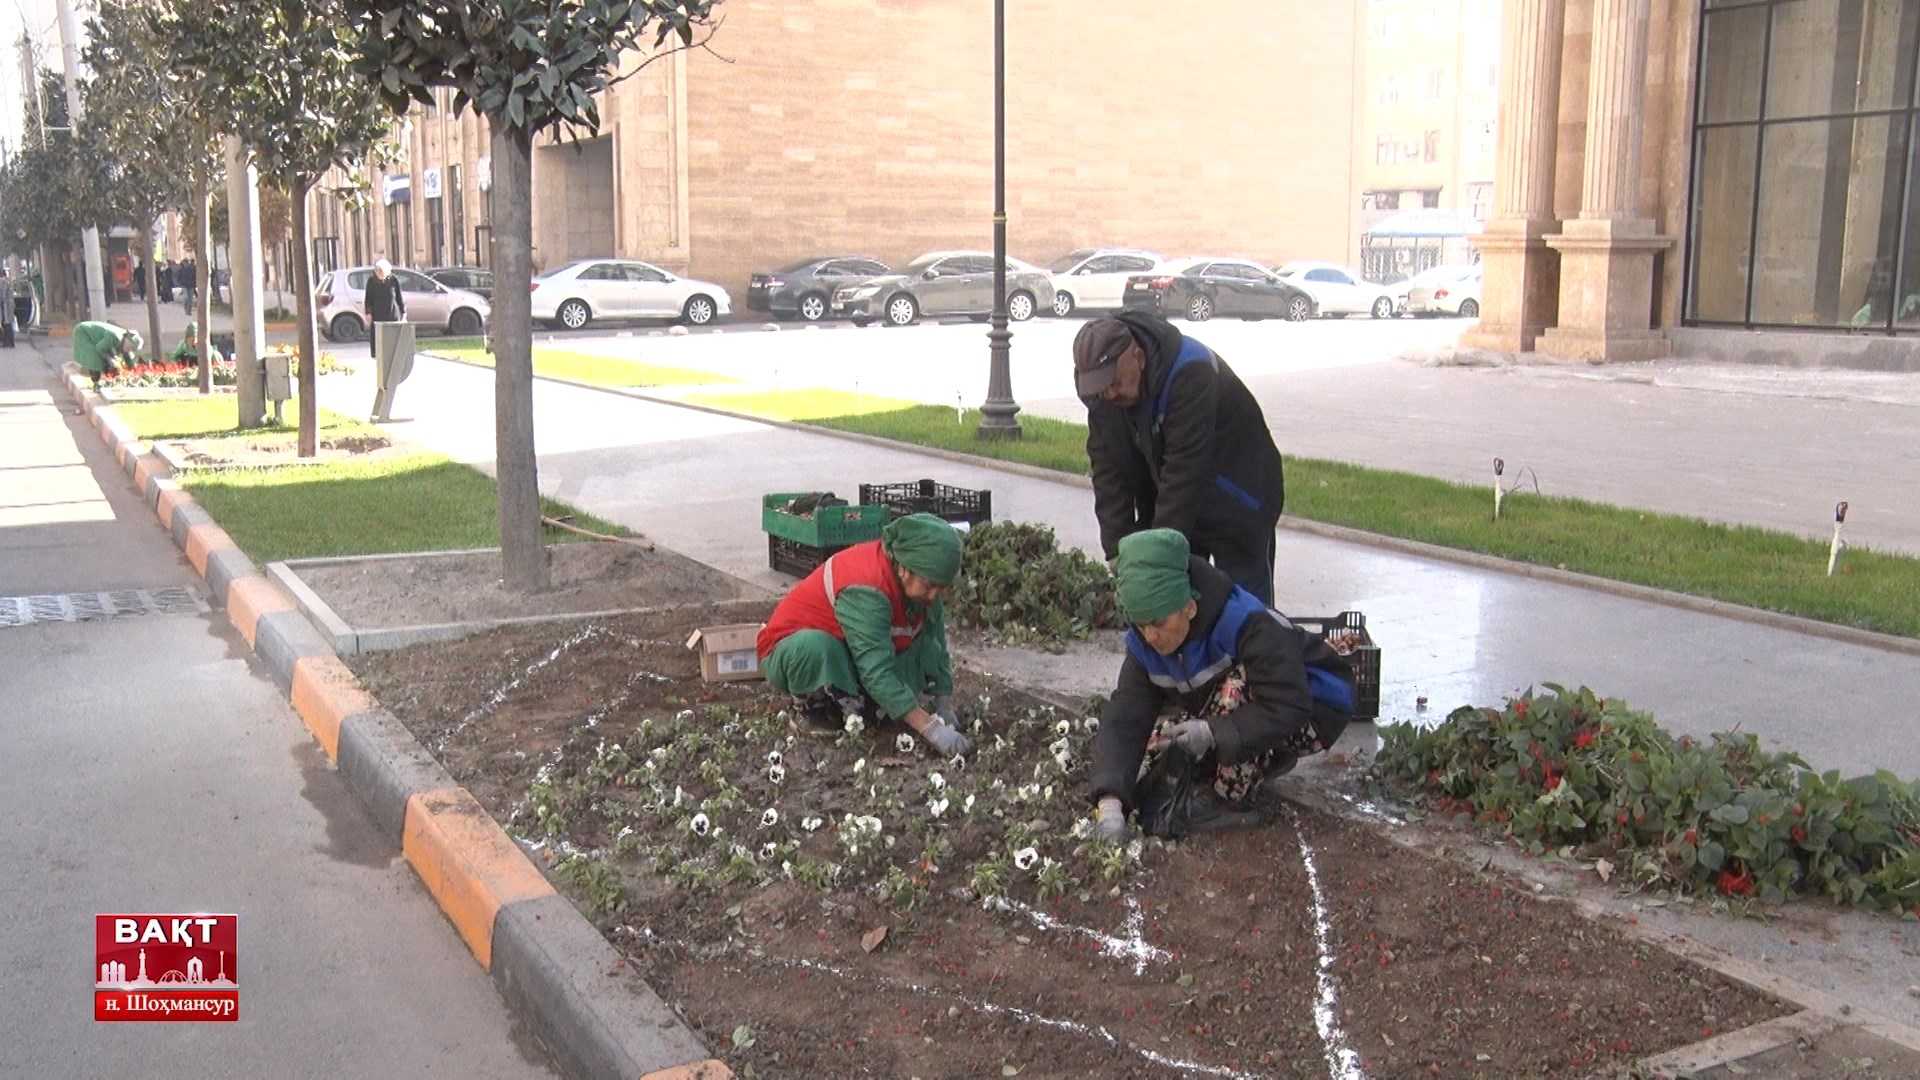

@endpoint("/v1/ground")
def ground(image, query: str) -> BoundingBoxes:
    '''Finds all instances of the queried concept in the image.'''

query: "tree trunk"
[290,176,320,458]
[194,175,213,394]
[226,135,266,429]
[491,123,548,592]
[140,221,162,365]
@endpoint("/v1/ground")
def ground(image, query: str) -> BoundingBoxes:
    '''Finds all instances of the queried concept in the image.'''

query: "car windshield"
[536,261,590,281]
[1048,250,1097,273]
[904,255,942,273]
[775,257,823,273]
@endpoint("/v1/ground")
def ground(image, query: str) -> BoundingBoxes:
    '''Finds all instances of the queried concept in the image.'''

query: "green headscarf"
[1114,529,1197,625]
[882,512,964,586]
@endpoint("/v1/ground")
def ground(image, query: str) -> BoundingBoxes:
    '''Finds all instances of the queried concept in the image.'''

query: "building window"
[427,196,445,266]
[449,165,465,266]
[1687,0,1920,332]
[1421,189,1441,209]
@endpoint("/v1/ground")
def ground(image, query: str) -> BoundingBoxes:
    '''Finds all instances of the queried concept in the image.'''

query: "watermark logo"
[94,914,238,1022]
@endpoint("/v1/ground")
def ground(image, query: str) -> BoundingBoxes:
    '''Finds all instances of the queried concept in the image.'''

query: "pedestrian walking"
[1074,312,1286,604]
[157,261,174,303]
[72,321,143,389]
[0,273,15,349]
[363,258,406,358]
[1087,529,1356,840]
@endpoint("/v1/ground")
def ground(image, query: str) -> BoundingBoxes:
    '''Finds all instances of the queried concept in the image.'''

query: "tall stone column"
[1539,0,1674,362]
[1462,0,1566,354]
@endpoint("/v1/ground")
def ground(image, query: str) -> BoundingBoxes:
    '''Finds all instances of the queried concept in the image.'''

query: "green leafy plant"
[1374,685,1920,911]
[950,522,1120,649]
[553,852,628,918]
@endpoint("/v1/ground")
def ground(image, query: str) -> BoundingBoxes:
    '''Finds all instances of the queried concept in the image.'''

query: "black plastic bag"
[1133,745,1204,839]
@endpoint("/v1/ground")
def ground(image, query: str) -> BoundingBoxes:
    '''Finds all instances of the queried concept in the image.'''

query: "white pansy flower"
[1055,718,1072,736]
[617,824,635,840]
[766,750,783,766]
[761,808,780,829]
[1043,785,1055,801]
[782,860,794,879]
[1013,847,1039,871]
[853,758,867,774]
[690,813,711,836]
[802,815,824,832]
[844,713,865,736]
[963,794,976,814]
[950,755,966,772]
[896,733,917,754]
[1084,715,1101,733]
[761,842,778,861]
[768,763,786,784]
[674,709,694,723]
[929,772,946,790]
[672,786,686,807]
[929,797,949,818]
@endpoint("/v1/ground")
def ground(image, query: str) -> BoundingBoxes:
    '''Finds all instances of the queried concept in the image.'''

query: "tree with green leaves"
[82,0,224,375]
[343,0,719,592]
[153,0,394,455]
[0,71,116,322]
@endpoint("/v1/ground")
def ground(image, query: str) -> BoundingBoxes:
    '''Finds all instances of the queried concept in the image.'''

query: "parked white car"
[315,265,491,342]
[1273,261,1398,319]
[1045,248,1163,316]
[1404,264,1483,318]
[530,258,732,330]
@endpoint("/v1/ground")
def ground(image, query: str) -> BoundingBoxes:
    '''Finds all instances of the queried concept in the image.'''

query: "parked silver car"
[833,251,1056,326]
[315,265,491,342]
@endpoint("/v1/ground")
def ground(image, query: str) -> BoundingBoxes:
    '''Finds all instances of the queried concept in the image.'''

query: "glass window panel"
[1767,0,1920,119]
[1900,119,1920,326]
[1689,127,1760,322]
[1751,116,1906,325]
[1700,6,1769,123]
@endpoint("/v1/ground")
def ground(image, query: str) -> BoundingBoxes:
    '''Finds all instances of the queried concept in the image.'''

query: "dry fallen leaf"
[1596,858,1615,883]
[862,926,889,953]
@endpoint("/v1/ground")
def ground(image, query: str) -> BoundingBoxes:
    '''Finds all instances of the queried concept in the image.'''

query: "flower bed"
[1374,684,1920,912]
[99,351,357,389]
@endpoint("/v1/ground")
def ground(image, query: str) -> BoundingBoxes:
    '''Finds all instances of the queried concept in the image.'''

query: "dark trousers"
[0,313,13,348]
[1192,524,1278,607]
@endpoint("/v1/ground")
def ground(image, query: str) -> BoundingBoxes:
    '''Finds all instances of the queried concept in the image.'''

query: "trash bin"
[371,321,416,422]
[263,350,293,424]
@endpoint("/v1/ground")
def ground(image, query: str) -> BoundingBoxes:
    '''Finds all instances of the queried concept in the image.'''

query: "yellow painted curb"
[225,575,295,648]
[641,1062,736,1080]
[183,521,238,576]
[288,655,372,762]
[402,788,556,970]
[155,485,188,530]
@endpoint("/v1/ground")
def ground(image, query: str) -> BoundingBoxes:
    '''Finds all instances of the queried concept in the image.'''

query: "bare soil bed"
[351,607,1790,1079]
[294,543,765,630]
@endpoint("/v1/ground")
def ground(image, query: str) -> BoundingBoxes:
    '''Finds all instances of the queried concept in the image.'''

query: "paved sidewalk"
[345,353,1920,780]
[0,343,555,1078]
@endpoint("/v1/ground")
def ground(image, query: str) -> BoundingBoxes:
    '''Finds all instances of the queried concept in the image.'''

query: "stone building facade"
[309,0,1372,297]
[1469,0,1920,365]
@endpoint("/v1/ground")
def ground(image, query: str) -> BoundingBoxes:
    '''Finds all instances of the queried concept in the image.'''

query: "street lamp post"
[976,0,1022,441]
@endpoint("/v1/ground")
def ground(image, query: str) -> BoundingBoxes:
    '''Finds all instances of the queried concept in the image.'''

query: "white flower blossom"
[929,772,947,790]
[929,797,949,818]
[853,758,867,774]
[761,808,780,829]
[672,786,686,808]
[1050,738,1071,758]
[761,842,778,861]
[1043,785,1055,801]
[950,755,966,772]
[690,813,711,836]
[674,709,694,723]
[1055,719,1072,736]
[768,763,787,785]
[782,860,794,879]
[1126,839,1144,862]
[617,824,636,840]
[896,733,917,754]
[1017,784,1040,802]
[844,713,865,736]
[1013,847,1039,871]
[1084,716,1101,733]
[766,750,783,766]
[802,815,824,832]
[963,794,976,814]
[1070,818,1092,840]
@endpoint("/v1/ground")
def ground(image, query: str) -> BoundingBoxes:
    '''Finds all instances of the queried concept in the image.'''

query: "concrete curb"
[424,350,1920,660]
[57,374,727,1080]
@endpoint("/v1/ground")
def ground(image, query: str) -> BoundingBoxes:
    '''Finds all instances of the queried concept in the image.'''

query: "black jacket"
[1085,311,1283,559]
[365,275,406,323]
[1088,558,1351,807]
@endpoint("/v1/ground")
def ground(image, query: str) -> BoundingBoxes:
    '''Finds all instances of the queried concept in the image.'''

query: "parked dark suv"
[747,256,892,322]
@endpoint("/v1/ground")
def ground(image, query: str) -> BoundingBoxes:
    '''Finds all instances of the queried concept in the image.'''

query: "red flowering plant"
[1376,684,1920,911]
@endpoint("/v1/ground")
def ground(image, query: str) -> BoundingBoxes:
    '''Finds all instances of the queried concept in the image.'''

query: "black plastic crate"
[768,534,847,578]
[857,479,993,526]
[1294,611,1381,720]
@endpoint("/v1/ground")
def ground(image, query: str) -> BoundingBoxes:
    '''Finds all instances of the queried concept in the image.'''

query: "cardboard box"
[685,623,765,683]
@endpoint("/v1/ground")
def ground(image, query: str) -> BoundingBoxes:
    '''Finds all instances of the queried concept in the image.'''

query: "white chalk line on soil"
[440,623,605,750]
[984,894,1172,975]
[1286,805,1367,1080]
[630,929,1265,1079]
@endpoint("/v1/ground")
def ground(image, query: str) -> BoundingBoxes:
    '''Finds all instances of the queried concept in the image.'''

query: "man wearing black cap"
[1074,311,1285,604]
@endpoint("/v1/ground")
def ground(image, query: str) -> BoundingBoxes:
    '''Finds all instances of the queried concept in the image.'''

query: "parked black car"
[747,256,893,322]
[1122,257,1316,322]
[427,266,495,301]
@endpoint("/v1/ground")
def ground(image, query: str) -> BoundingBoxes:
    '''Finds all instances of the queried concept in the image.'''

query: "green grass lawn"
[180,452,631,564]
[114,397,373,443]
[433,342,732,388]
[788,403,1920,639]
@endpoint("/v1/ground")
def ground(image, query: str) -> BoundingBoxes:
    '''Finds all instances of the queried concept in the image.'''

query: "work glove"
[919,715,973,759]
[931,693,961,728]
[1094,796,1128,843]
[1163,720,1216,757]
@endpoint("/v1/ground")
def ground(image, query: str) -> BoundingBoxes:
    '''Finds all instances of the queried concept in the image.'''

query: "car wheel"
[448,308,483,337]
[1051,291,1076,317]
[1370,297,1394,320]
[798,292,828,322]
[329,313,365,342]
[558,299,591,330]
[1008,291,1036,322]
[1285,296,1312,322]
[885,294,919,327]
[1186,294,1214,322]
[682,294,717,326]
[1458,299,1480,319]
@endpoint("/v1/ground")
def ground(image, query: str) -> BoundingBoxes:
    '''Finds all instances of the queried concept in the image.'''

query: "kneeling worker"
[1088,529,1357,839]
[72,321,143,389]
[757,513,974,759]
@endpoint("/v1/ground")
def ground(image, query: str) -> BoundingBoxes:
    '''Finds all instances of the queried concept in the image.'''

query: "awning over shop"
[1364,209,1484,239]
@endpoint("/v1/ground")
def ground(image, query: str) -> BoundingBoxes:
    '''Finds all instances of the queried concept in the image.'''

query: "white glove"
[1164,720,1216,757]
[920,716,973,759]
[931,693,960,727]
[1094,796,1128,843]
